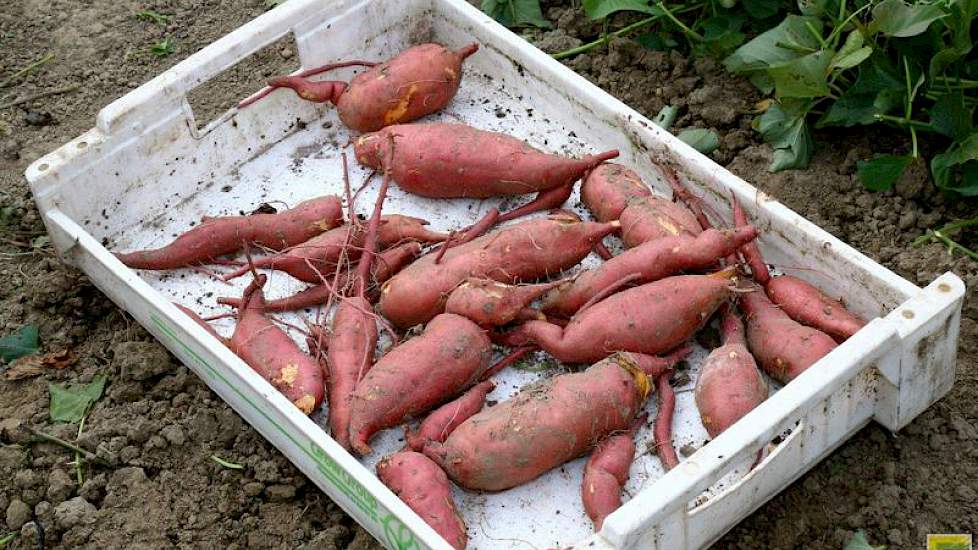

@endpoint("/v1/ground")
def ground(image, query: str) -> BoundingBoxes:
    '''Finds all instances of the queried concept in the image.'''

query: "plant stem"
[912,218,978,260]
[657,2,704,42]
[0,53,54,89]
[874,113,934,131]
[27,427,112,466]
[75,416,86,486]
[804,21,828,49]
[910,126,918,158]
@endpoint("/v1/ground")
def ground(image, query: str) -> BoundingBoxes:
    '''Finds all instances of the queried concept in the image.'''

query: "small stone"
[679,442,698,457]
[161,425,186,446]
[243,482,264,497]
[20,520,40,541]
[108,467,147,491]
[47,468,75,503]
[113,341,173,381]
[79,474,107,503]
[265,484,296,502]
[898,210,917,230]
[14,469,39,489]
[6,499,31,530]
[34,500,53,526]
[253,460,280,483]
[887,529,904,545]
[146,435,168,449]
[279,48,293,59]
[119,445,140,462]
[54,497,97,529]
[24,111,53,126]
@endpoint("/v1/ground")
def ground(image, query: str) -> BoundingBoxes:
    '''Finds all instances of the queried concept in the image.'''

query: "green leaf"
[844,530,887,550]
[817,55,903,127]
[724,15,824,74]
[929,91,974,141]
[702,15,747,53]
[831,31,872,70]
[481,0,551,28]
[634,31,679,51]
[750,72,775,94]
[0,325,39,363]
[769,49,833,98]
[49,375,107,424]
[582,0,659,20]
[654,105,679,129]
[754,99,813,171]
[797,0,828,16]
[0,206,15,226]
[742,0,781,19]
[932,133,978,192]
[857,154,912,191]
[929,0,977,78]
[0,532,18,547]
[677,128,721,154]
[871,0,945,38]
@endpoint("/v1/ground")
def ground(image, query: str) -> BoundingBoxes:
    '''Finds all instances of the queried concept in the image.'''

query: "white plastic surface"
[26,1,964,549]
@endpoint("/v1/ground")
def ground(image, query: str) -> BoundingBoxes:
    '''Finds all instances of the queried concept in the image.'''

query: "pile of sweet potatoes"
[114,40,872,549]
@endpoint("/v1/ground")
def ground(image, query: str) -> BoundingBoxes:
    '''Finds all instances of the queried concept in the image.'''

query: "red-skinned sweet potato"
[259,43,479,132]
[377,451,468,550]
[423,351,686,491]
[695,306,768,439]
[173,303,226,344]
[740,286,837,384]
[444,278,564,328]
[731,196,865,341]
[542,227,758,317]
[227,275,325,414]
[580,163,653,223]
[405,380,495,451]
[115,196,343,270]
[348,313,492,455]
[582,414,645,530]
[354,123,618,199]
[222,215,445,282]
[498,270,735,364]
[654,370,679,470]
[379,213,619,329]
[619,195,702,248]
[218,241,422,312]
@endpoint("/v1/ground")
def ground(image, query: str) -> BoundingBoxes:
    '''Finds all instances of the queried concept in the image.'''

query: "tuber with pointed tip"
[542,227,758,318]
[654,369,679,470]
[115,196,343,270]
[226,274,325,414]
[354,122,618,220]
[445,278,565,328]
[377,451,468,550]
[497,270,736,364]
[405,380,495,451]
[731,195,866,341]
[582,414,646,531]
[739,285,837,384]
[348,313,492,455]
[695,305,768,439]
[254,43,479,132]
[423,350,687,491]
[379,212,619,329]
[581,163,654,223]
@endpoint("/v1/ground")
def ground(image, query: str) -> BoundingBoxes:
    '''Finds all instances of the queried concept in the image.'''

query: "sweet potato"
[731,196,866,341]
[222,215,444,283]
[218,241,422,312]
[377,451,468,550]
[695,306,768,439]
[580,163,653,222]
[259,43,479,132]
[405,380,495,452]
[115,196,343,270]
[444,278,564,328]
[740,286,837,384]
[499,270,735,364]
[354,123,618,199]
[227,275,325,414]
[653,370,679,470]
[619,195,702,249]
[423,351,685,491]
[379,213,619,329]
[542,227,758,317]
[173,303,225,344]
[348,313,492,455]
[582,415,645,530]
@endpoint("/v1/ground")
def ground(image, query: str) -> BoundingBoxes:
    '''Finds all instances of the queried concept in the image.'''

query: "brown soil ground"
[1,1,976,549]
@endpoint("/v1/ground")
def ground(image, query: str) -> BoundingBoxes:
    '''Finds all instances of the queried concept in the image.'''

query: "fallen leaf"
[4,350,76,380]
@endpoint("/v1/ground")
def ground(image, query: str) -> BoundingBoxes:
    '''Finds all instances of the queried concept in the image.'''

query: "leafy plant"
[135,10,171,25]
[723,0,978,196]
[150,37,175,57]
[482,0,551,28]
[0,325,39,363]
[678,127,721,153]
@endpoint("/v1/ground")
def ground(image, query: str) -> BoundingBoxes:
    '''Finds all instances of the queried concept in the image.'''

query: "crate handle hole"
[902,309,915,319]
[76,141,88,149]
[37,163,49,172]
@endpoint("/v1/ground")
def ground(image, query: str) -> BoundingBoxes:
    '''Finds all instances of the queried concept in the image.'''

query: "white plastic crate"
[25,1,964,549]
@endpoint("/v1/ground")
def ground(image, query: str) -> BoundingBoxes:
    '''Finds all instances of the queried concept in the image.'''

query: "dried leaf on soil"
[3,349,76,380]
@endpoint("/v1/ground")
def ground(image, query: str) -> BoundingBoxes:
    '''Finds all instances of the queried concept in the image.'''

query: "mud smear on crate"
[0,1,975,550]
